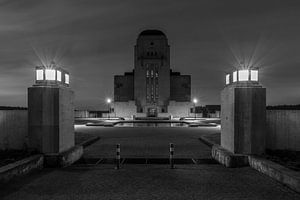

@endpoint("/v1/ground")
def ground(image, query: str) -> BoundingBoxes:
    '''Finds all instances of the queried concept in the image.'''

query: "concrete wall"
[28,86,74,153]
[113,101,137,119]
[114,73,134,102]
[221,83,266,154]
[0,110,28,150]
[170,73,191,102]
[75,110,89,118]
[168,101,192,118]
[266,110,300,151]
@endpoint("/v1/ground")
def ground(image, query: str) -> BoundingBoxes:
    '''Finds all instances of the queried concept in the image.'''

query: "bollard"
[116,144,120,169]
[169,143,174,169]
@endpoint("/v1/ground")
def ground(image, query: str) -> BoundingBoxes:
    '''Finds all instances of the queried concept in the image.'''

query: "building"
[113,30,192,118]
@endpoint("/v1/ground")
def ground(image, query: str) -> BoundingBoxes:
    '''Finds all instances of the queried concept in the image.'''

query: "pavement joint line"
[95,158,103,165]
[121,158,125,165]
[192,158,197,164]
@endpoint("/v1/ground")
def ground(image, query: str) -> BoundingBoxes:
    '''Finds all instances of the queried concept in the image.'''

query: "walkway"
[0,126,299,200]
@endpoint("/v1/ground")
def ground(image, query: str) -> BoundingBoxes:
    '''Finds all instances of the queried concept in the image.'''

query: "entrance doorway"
[147,108,157,117]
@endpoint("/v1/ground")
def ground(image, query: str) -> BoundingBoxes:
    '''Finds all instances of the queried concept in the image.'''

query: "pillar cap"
[34,65,70,87]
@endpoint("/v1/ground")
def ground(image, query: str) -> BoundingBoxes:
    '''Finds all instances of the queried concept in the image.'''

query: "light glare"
[36,69,44,80]
[107,98,112,103]
[238,70,249,81]
[45,69,56,81]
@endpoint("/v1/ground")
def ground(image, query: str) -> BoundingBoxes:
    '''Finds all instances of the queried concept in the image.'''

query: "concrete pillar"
[221,76,266,155]
[28,66,74,154]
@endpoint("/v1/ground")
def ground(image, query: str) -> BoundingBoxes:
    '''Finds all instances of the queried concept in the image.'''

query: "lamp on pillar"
[221,68,266,155]
[225,69,259,85]
[35,66,70,87]
[28,64,75,156]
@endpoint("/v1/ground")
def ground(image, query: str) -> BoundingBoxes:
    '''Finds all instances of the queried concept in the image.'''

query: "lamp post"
[193,98,198,119]
[106,98,112,119]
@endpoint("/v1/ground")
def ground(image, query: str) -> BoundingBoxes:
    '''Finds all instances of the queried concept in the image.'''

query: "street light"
[106,98,112,119]
[193,98,198,119]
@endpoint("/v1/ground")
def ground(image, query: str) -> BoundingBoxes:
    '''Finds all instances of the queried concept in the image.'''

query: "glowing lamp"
[106,98,112,104]
[250,70,258,81]
[225,69,259,86]
[193,98,198,104]
[225,74,230,85]
[35,66,70,87]
[233,71,237,82]
[57,70,62,82]
[36,69,44,80]
[45,69,56,81]
[65,73,70,84]
[238,70,249,81]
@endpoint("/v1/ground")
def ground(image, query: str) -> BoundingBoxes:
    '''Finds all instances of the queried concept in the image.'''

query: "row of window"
[36,69,69,84]
[146,51,158,56]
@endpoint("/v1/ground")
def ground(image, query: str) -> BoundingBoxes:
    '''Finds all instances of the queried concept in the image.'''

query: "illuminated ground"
[1,126,299,200]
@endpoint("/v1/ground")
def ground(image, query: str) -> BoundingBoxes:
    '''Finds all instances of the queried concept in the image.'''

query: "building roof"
[139,29,166,37]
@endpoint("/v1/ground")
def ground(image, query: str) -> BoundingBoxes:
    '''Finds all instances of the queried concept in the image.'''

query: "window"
[238,70,249,81]
[57,70,62,82]
[45,69,56,81]
[225,74,230,85]
[36,69,44,80]
[65,73,70,84]
[250,70,258,81]
[233,71,237,82]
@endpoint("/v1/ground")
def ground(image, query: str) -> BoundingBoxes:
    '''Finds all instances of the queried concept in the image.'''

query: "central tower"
[134,30,170,116]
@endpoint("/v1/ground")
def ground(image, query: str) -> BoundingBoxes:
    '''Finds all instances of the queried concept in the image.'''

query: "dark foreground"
[0,126,299,200]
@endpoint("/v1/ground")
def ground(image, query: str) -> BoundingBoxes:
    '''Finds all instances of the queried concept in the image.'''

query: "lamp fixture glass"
[238,70,249,81]
[45,69,56,81]
[250,70,258,81]
[233,71,237,82]
[226,74,230,85]
[57,70,62,82]
[36,69,44,80]
[65,74,69,84]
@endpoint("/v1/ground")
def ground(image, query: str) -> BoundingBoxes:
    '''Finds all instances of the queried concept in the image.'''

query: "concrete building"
[113,30,192,118]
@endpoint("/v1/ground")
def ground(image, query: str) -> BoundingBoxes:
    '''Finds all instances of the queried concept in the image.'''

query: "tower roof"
[139,29,166,37]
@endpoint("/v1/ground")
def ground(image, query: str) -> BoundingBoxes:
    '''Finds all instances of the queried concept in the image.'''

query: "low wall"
[266,110,300,151]
[0,110,28,150]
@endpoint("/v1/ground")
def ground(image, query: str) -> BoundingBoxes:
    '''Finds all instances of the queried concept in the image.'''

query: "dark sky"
[0,0,300,109]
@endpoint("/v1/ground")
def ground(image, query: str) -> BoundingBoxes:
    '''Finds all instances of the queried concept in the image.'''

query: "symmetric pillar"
[28,66,74,154]
[221,69,266,155]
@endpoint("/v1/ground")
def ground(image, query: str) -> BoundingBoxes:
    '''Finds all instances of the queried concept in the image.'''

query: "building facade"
[113,30,192,118]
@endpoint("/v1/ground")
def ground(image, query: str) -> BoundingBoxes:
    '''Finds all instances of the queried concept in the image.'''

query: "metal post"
[169,143,174,169]
[116,144,120,169]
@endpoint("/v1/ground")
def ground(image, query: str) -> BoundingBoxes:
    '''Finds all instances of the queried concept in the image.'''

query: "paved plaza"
[1,126,300,200]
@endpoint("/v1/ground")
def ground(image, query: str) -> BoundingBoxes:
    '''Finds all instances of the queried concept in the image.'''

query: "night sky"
[0,0,300,110]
